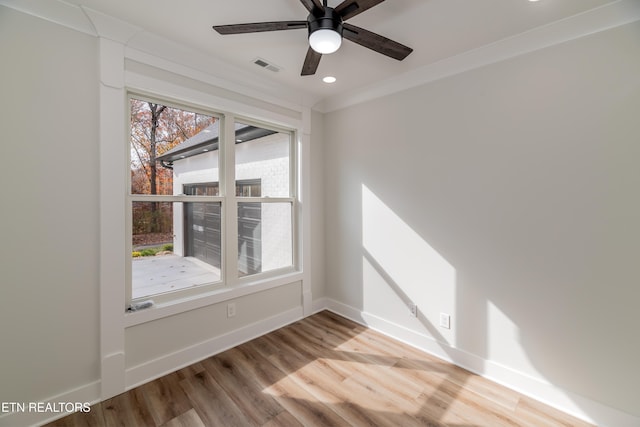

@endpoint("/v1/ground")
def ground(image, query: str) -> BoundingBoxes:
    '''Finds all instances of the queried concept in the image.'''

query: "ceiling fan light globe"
[309,29,342,54]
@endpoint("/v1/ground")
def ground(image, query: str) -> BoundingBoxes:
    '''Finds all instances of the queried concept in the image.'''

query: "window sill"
[123,270,304,328]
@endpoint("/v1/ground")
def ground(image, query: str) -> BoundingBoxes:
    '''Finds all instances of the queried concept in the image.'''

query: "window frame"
[125,93,299,309]
[232,115,298,284]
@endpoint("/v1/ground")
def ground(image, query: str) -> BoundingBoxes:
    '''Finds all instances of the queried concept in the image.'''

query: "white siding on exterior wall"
[235,132,290,197]
[172,132,291,272]
[172,151,220,257]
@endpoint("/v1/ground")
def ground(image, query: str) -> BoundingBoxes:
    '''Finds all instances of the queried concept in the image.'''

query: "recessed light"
[323,76,337,84]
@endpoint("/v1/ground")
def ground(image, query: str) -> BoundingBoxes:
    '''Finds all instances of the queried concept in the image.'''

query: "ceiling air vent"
[253,57,281,72]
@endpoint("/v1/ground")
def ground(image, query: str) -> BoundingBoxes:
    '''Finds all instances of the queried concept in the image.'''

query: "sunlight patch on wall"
[362,184,457,341]
[487,302,542,377]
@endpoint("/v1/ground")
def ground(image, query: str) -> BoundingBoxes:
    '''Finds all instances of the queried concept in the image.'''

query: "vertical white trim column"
[301,107,313,315]
[99,37,127,400]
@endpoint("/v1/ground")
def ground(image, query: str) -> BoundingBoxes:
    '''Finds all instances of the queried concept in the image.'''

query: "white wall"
[124,282,302,378]
[310,110,326,301]
[323,21,640,424]
[9,0,638,425]
[0,1,100,415]
[0,5,317,426]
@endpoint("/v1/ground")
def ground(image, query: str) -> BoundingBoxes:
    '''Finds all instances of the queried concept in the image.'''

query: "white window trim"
[124,93,302,315]
[99,37,313,399]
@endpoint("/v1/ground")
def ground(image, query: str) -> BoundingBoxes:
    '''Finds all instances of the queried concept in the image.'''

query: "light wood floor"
[44,311,594,427]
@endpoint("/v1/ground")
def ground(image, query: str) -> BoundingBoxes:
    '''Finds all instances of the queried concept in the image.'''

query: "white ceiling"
[35,0,625,106]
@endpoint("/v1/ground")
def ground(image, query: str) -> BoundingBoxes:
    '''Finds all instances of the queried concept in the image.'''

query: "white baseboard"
[101,351,125,401]
[311,296,330,314]
[0,380,101,427]
[321,298,639,427]
[5,301,635,427]
[302,289,313,316]
[0,307,302,427]
[125,306,304,390]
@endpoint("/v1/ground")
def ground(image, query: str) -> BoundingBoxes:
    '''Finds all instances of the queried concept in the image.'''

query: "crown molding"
[4,0,638,115]
[315,0,640,113]
[0,0,318,111]
[81,6,141,44]
[0,0,96,35]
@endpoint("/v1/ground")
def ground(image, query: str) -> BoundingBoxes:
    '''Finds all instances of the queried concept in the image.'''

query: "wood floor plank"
[44,311,595,427]
[101,387,156,426]
[201,350,286,425]
[138,372,193,426]
[179,369,254,426]
[291,320,425,399]
[290,317,400,368]
[260,331,425,427]
[394,357,521,427]
[173,361,205,380]
[514,396,595,427]
[236,342,353,426]
[159,408,206,427]
[395,356,521,416]
[43,403,105,427]
[259,410,305,427]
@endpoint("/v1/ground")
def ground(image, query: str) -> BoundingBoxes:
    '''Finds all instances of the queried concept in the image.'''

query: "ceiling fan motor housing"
[308,7,343,39]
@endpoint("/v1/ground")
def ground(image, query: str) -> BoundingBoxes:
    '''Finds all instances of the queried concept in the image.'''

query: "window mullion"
[222,115,239,285]
[130,195,223,203]
[235,197,293,204]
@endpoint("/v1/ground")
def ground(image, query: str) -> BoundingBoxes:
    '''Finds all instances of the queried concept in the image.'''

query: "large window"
[127,96,296,305]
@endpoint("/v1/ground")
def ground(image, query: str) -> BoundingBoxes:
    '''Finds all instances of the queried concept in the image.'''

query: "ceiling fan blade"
[301,47,322,76]
[335,0,385,21]
[299,0,324,15]
[343,23,412,60]
[213,21,307,35]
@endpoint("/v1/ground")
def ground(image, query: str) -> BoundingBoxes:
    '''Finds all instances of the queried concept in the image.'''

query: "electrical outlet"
[409,303,418,317]
[227,302,236,318]
[439,313,451,329]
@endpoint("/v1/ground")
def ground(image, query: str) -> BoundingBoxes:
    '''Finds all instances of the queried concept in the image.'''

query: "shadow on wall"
[356,182,631,426]
[360,183,487,424]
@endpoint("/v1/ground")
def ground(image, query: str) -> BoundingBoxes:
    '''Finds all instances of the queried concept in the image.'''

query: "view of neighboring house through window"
[235,120,293,278]
[128,96,295,303]
[182,183,222,271]
[129,98,221,300]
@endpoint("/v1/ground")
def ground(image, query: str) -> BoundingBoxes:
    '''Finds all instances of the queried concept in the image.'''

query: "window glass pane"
[183,183,219,196]
[235,122,290,198]
[130,99,218,195]
[238,202,292,277]
[132,201,221,299]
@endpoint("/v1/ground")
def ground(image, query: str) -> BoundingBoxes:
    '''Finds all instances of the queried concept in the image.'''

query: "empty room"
[0,0,638,426]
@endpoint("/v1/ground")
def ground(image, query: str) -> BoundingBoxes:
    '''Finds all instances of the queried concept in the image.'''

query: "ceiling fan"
[212,0,413,76]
